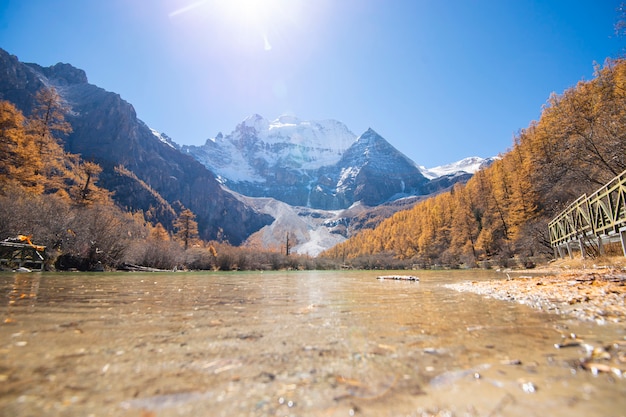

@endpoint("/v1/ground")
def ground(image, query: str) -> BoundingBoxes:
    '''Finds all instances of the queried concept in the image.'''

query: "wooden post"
[578,238,586,259]
[597,236,604,256]
[621,229,626,257]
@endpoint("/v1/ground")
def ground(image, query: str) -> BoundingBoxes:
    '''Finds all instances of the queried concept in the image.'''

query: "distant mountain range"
[181,114,494,210]
[0,48,494,253]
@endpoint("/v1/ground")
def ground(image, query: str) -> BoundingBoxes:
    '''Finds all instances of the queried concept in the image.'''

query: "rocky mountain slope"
[0,49,272,244]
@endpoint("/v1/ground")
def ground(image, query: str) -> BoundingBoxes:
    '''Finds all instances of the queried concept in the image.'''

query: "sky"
[0,0,623,167]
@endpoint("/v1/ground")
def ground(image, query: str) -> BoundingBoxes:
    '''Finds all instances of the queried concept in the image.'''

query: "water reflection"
[0,270,624,416]
[5,273,41,320]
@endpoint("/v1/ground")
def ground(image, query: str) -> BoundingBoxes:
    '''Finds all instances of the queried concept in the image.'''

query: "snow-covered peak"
[355,128,384,145]
[235,114,356,152]
[186,115,359,184]
[149,127,176,149]
[206,132,224,144]
[420,156,496,179]
[270,114,301,128]
[241,113,269,133]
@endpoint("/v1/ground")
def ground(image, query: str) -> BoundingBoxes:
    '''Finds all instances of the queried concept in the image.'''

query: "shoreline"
[447,258,626,324]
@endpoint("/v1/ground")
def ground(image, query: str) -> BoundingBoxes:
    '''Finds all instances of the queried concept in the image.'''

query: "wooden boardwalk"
[549,169,626,258]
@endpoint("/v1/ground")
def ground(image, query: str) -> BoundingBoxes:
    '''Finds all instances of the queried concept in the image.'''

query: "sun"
[170,0,293,51]
[215,0,278,28]
[215,0,283,50]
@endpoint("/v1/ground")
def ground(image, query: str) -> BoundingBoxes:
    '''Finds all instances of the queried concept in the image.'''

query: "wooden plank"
[377,275,420,281]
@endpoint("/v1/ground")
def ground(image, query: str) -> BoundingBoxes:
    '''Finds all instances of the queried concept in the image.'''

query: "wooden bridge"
[548,169,626,258]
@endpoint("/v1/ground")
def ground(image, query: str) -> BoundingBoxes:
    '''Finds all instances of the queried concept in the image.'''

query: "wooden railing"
[548,169,626,257]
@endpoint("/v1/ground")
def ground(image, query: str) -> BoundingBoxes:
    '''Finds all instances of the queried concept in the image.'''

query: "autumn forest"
[322,59,626,268]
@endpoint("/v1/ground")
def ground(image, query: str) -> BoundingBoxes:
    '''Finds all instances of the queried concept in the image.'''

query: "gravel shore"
[446,261,626,324]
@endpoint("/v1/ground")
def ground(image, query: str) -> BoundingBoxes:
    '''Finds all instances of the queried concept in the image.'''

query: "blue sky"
[0,0,623,167]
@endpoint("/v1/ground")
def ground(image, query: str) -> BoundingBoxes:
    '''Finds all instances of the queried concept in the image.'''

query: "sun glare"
[171,0,296,50]
[216,0,277,27]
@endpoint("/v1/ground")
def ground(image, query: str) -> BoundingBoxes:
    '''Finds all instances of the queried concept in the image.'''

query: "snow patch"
[150,128,176,149]
[420,156,495,179]
[337,166,360,190]
[224,189,352,256]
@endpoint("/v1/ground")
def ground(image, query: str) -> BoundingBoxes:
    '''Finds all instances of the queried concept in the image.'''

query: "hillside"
[0,48,272,244]
[322,59,626,267]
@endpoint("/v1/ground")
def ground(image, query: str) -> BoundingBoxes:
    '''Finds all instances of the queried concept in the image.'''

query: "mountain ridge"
[182,115,489,212]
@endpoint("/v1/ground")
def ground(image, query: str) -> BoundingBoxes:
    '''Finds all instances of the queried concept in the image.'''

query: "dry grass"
[546,255,626,271]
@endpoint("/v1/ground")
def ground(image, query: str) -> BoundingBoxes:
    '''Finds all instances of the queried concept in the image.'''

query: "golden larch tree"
[173,208,199,250]
[0,101,43,193]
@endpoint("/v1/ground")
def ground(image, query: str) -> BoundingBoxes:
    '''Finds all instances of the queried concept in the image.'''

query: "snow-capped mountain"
[313,128,429,207]
[184,114,356,183]
[181,117,497,255]
[184,116,439,210]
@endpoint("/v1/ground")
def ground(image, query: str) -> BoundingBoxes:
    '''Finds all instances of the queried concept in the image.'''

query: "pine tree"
[26,87,73,196]
[173,208,199,250]
[70,160,110,205]
[29,87,72,152]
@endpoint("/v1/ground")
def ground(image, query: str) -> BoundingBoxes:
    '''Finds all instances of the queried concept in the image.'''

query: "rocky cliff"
[0,49,272,244]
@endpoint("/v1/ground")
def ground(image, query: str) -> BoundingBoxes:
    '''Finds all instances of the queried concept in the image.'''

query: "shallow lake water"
[0,270,624,416]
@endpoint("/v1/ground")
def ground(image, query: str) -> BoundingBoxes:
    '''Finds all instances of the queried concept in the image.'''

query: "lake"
[1,270,624,416]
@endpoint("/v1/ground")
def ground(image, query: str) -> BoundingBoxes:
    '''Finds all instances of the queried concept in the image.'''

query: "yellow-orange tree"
[174,208,200,250]
[0,101,43,193]
[1,87,111,204]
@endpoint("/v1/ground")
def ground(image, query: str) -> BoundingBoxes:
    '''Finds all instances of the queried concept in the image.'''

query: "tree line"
[0,88,334,271]
[321,59,626,268]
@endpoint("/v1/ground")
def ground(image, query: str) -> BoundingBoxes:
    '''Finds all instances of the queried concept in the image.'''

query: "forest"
[1,59,625,271]
[322,59,626,269]
[0,88,332,271]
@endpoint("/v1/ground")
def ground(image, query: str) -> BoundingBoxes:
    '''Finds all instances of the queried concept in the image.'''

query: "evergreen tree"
[26,87,74,196]
[29,87,72,152]
[173,208,199,250]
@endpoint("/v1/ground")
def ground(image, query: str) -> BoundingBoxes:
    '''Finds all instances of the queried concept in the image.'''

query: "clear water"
[1,270,624,416]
